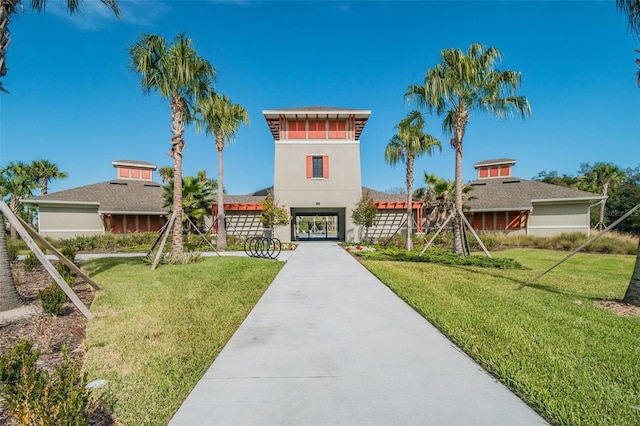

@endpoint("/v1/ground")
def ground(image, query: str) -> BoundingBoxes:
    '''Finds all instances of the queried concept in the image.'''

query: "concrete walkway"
[169,242,547,426]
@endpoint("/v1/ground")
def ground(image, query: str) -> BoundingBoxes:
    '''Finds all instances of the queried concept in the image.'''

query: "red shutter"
[306,156,313,178]
[323,156,329,178]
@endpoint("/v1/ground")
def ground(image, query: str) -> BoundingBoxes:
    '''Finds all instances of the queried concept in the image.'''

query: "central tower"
[263,106,371,242]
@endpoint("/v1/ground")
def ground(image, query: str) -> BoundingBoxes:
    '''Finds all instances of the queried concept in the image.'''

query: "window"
[312,156,323,177]
[306,155,329,179]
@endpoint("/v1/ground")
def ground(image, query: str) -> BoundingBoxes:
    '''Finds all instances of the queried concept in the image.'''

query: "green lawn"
[362,248,640,426]
[82,256,283,426]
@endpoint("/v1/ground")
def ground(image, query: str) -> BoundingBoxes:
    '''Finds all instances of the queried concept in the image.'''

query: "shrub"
[23,251,39,272]
[60,244,78,262]
[0,341,90,426]
[6,241,19,263]
[55,261,75,286]
[39,284,68,316]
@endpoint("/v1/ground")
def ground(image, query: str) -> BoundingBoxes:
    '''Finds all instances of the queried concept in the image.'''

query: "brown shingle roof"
[362,187,412,203]
[466,177,604,211]
[24,180,168,214]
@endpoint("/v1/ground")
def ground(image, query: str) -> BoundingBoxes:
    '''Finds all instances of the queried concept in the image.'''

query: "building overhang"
[99,210,168,215]
[531,196,605,204]
[22,199,100,207]
[375,201,422,210]
[263,108,371,141]
[469,207,533,213]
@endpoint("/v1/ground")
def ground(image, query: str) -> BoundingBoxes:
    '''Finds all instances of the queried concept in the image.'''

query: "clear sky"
[1,0,638,197]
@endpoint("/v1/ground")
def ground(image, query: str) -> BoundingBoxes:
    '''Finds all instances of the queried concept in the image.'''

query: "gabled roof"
[221,187,273,205]
[362,187,412,204]
[24,180,168,214]
[466,177,604,212]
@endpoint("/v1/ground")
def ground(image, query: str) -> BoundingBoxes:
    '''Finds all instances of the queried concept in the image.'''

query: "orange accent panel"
[500,165,510,176]
[485,213,495,230]
[328,120,347,139]
[142,170,151,179]
[308,120,326,139]
[496,212,506,230]
[119,168,129,178]
[289,120,306,139]
[306,156,313,178]
[131,169,140,179]
[472,213,483,230]
[112,215,124,233]
[489,167,499,177]
[126,215,137,233]
[479,168,488,178]
[323,156,329,178]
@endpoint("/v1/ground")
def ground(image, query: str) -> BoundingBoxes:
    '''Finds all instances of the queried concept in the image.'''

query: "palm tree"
[616,0,640,306]
[0,0,120,93]
[29,159,67,195]
[419,172,475,234]
[579,162,626,230]
[130,33,216,257]
[0,161,37,240]
[163,171,215,234]
[0,211,21,311]
[406,42,531,255]
[385,111,441,251]
[197,93,249,251]
[1,0,119,314]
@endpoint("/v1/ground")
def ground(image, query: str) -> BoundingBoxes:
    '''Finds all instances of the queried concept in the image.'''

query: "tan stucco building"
[467,159,604,236]
[23,111,603,242]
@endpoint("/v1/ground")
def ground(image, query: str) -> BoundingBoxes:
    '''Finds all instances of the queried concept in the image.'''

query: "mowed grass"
[362,249,640,426]
[81,256,283,426]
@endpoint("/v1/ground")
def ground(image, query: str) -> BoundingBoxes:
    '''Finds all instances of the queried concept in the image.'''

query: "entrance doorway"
[294,213,339,241]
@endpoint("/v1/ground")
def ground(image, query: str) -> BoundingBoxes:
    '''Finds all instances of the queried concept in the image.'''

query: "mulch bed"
[0,261,114,425]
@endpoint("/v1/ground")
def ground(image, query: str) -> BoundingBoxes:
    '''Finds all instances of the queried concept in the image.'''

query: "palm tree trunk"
[0,211,22,312]
[405,156,414,251]
[453,137,464,255]
[623,240,640,306]
[9,194,17,241]
[598,183,609,231]
[40,177,48,195]
[216,137,227,251]
[170,97,185,258]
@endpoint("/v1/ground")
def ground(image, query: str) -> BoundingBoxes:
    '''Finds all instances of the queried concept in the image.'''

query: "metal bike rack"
[244,237,282,260]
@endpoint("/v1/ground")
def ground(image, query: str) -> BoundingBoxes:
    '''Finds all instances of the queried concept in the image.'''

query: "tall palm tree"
[130,33,216,257]
[0,211,21,311]
[0,161,37,240]
[579,162,626,230]
[406,42,531,255]
[0,0,120,93]
[29,159,67,195]
[385,111,441,251]
[1,0,119,313]
[617,0,640,306]
[197,93,249,251]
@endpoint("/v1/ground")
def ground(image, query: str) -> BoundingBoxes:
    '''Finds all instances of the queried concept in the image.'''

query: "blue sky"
[1,0,638,196]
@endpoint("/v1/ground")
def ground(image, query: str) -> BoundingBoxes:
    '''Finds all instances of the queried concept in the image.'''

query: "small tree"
[259,193,290,236]
[352,191,378,243]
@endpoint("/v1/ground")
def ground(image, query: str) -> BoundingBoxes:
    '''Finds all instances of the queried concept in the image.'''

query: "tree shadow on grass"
[81,257,146,278]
